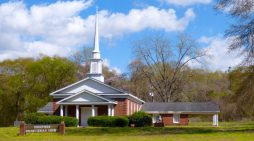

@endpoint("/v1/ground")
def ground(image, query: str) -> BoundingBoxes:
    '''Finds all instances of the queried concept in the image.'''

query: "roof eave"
[57,102,117,105]
[144,111,220,114]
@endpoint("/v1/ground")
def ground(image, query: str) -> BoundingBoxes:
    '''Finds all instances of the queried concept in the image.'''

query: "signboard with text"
[19,121,65,135]
[25,124,59,133]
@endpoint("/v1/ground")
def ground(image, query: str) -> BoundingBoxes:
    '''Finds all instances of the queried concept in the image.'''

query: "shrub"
[24,113,78,127]
[129,111,152,127]
[24,113,44,124]
[62,116,79,127]
[88,116,129,127]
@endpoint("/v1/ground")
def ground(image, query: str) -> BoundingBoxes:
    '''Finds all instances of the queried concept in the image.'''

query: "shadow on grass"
[66,125,254,136]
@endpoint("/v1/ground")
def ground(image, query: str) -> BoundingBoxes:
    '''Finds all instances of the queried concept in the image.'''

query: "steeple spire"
[87,8,104,82]
[93,7,100,53]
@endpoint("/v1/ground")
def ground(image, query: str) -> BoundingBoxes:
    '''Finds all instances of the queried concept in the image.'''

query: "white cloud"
[161,0,212,6]
[112,67,122,74]
[187,36,244,71]
[102,58,110,68]
[0,1,195,61]
[103,58,122,74]
[0,0,92,60]
[98,7,195,38]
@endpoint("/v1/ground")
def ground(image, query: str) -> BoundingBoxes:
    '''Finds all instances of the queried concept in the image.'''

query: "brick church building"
[38,10,219,127]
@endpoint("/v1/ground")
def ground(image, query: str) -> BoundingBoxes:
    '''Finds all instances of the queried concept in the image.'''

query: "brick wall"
[113,98,128,116]
[161,114,173,126]
[66,105,76,117]
[97,105,108,115]
[161,114,189,126]
[52,98,142,117]
[52,98,62,115]
[180,114,189,125]
[112,98,142,116]
[127,99,142,115]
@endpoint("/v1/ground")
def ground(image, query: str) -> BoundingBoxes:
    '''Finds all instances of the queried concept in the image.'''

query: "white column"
[213,114,216,126]
[92,105,95,117]
[108,105,111,116]
[76,105,79,120]
[65,105,68,116]
[152,114,156,123]
[213,114,219,126]
[111,105,115,116]
[60,105,63,116]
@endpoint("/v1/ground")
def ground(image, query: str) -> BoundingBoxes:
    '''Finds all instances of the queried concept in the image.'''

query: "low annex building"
[142,102,220,126]
[38,10,220,127]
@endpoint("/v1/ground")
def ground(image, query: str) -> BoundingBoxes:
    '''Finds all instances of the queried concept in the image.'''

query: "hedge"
[24,113,78,127]
[129,111,152,127]
[87,116,129,127]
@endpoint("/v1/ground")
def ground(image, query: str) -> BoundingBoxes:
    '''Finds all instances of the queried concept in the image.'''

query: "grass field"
[1,122,254,141]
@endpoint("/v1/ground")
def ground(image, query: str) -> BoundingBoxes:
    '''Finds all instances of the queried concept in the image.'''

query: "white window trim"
[173,114,180,123]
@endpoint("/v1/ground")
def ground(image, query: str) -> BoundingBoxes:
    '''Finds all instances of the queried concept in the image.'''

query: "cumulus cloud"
[0,1,195,61]
[0,0,92,60]
[103,58,122,74]
[161,0,212,6]
[187,36,244,71]
[97,7,195,38]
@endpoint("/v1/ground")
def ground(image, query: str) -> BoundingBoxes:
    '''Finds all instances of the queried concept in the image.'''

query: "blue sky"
[0,0,243,73]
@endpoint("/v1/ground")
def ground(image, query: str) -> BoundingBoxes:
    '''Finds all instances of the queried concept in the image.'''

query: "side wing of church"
[38,10,144,126]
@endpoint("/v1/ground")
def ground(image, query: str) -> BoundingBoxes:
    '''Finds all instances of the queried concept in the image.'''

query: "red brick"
[161,114,189,126]
[161,114,173,126]
[180,114,189,125]
[113,98,128,116]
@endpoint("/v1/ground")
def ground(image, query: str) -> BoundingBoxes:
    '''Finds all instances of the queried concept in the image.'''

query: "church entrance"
[80,107,97,126]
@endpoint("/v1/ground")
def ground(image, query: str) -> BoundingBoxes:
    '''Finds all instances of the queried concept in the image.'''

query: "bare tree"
[132,34,205,102]
[215,0,254,64]
[70,47,92,78]
[71,47,92,65]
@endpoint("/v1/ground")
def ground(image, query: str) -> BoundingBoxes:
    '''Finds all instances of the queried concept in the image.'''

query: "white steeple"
[93,7,100,57]
[87,8,104,82]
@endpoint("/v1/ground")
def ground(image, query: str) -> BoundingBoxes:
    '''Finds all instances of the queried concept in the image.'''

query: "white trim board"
[57,89,117,104]
[145,111,220,114]
[50,77,125,96]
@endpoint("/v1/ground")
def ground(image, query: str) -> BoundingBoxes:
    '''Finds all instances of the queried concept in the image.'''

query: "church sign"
[25,125,59,133]
[19,121,65,135]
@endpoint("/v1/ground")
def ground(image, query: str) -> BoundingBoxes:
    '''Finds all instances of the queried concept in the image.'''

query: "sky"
[0,0,243,74]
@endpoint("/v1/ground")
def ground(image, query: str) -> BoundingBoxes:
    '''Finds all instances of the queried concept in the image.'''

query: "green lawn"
[1,122,254,141]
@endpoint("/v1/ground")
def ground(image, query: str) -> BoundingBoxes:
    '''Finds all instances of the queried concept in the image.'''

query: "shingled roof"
[37,102,54,114]
[141,102,220,114]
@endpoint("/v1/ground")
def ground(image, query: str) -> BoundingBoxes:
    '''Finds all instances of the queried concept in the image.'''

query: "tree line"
[1,0,254,126]
[0,34,253,126]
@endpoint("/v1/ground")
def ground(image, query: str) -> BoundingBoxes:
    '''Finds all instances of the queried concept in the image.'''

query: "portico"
[59,104,115,126]
[56,89,117,126]
[60,104,115,117]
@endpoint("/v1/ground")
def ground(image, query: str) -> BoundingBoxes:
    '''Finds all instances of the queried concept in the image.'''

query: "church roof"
[57,89,117,105]
[37,102,54,114]
[50,77,125,95]
[49,77,144,104]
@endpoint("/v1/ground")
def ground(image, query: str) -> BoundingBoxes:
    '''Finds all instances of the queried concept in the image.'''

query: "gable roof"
[98,93,145,104]
[57,89,117,104]
[50,77,125,95]
[141,102,220,114]
[37,102,54,114]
